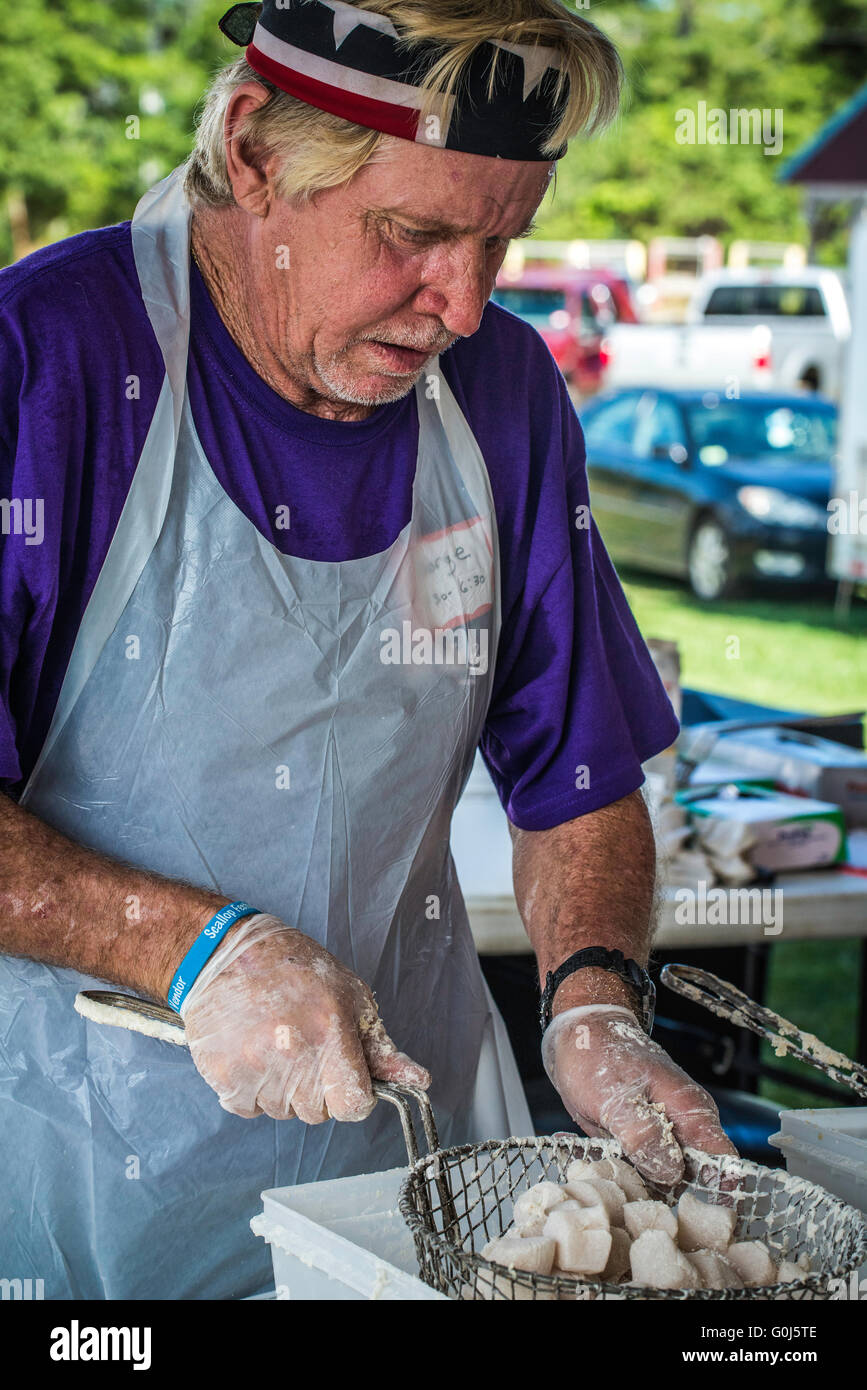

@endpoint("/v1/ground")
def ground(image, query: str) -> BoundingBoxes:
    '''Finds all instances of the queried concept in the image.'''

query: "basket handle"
[74,992,454,1158]
[74,989,186,1040]
[371,1081,441,1164]
[373,1083,460,1237]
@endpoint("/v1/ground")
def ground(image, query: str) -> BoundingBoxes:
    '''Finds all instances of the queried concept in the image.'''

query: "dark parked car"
[581,388,837,600]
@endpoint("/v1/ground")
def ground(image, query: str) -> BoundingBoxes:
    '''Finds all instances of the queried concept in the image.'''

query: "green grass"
[759,940,860,1111]
[619,567,866,1109]
[618,568,867,715]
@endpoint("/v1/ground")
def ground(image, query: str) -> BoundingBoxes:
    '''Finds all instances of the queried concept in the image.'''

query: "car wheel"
[687,517,737,601]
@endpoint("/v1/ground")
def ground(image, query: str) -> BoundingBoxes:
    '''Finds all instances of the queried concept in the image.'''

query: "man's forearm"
[510,789,657,1020]
[0,793,229,1002]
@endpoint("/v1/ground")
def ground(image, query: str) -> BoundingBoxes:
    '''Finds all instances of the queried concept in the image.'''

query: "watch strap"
[539,946,655,1034]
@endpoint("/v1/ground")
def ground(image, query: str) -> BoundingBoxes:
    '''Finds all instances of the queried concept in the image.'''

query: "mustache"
[357,326,459,354]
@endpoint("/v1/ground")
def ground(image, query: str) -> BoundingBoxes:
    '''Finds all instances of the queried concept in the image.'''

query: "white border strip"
[251,24,455,145]
[253,23,425,110]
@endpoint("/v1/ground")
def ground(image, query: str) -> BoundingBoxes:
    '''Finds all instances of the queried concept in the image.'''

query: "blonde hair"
[184,0,622,208]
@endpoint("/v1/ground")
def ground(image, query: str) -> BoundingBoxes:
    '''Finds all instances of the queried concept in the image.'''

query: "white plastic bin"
[250,1167,448,1301]
[769,1107,867,1285]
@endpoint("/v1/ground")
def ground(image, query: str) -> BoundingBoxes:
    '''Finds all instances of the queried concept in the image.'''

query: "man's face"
[253,140,553,408]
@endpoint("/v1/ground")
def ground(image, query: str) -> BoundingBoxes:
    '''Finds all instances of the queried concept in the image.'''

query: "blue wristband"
[167,901,259,1013]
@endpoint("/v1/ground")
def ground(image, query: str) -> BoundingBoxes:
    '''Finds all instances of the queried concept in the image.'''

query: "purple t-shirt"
[0,221,678,831]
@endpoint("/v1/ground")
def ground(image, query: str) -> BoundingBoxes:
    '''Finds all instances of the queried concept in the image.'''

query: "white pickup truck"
[601,267,851,399]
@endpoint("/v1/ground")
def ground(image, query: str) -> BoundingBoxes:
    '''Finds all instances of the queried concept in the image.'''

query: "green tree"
[539,0,864,262]
[0,0,227,263]
[1,0,863,266]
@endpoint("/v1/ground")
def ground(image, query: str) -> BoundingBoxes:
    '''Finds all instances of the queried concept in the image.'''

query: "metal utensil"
[75,989,186,1041]
[74,988,867,1299]
[660,962,867,1100]
[399,1131,867,1300]
[74,988,460,1233]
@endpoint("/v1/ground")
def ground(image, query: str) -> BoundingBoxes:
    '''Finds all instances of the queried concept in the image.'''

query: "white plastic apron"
[0,168,531,1300]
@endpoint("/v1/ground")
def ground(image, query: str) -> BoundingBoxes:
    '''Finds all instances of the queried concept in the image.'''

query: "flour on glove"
[182,913,430,1122]
[542,1004,737,1184]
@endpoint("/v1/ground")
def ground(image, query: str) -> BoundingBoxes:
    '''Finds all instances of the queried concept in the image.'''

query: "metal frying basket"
[381,1085,867,1301]
[71,996,867,1301]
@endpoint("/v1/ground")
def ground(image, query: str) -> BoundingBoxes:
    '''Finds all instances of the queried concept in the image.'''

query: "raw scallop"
[677,1190,737,1253]
[565,1157,648,1203]
[623,1198,679,1240]
[512,1180,565,1235]
[630,1229,700,1290]
[481,1233,555,1276]
[686,1248,744,1289]
[726,1240,778,1286]
[543,1207,612,1274]
[565,1177,626,1225]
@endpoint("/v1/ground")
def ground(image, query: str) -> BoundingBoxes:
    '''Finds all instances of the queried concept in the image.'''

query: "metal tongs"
[661,963,867,1100]
[75,988,187,1041]
[74,988,460,1230]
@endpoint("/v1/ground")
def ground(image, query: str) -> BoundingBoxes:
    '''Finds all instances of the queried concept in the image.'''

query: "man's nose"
[413,241,493,339]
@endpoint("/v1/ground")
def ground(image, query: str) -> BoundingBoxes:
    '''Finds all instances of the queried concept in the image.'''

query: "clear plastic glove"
[543,1005,738,1185]
[181,913,430,1123]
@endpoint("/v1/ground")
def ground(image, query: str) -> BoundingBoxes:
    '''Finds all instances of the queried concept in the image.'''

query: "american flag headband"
[218,0,570,161]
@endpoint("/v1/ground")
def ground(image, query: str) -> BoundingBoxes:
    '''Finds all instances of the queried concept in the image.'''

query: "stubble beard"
[313,330,460,408]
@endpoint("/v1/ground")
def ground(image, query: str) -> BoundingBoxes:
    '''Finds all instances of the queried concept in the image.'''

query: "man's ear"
[224,81,275,216]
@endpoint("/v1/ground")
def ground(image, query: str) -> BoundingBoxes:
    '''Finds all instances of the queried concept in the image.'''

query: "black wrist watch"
[539,947,655,1035]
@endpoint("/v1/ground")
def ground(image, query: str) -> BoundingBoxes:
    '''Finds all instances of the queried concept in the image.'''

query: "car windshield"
[492,287,568,329]
[703,285,827,317]
[686,399,837,465]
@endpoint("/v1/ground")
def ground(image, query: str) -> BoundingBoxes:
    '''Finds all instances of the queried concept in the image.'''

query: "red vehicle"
[492,267,639,394]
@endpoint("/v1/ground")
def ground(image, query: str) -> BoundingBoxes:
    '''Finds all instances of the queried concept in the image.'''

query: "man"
[0,0,735,1300]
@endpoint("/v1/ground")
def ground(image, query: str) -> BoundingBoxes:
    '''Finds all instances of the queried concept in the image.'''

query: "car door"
[625,394,694,573]
[582,391,643,558]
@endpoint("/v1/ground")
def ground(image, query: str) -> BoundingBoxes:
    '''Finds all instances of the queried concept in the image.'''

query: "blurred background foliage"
[1,0,864,263]
[0,0,221,262]
[544,0,867,262]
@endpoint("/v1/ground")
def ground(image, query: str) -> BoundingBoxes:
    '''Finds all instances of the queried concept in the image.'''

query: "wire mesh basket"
[379,1085,867,1301]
